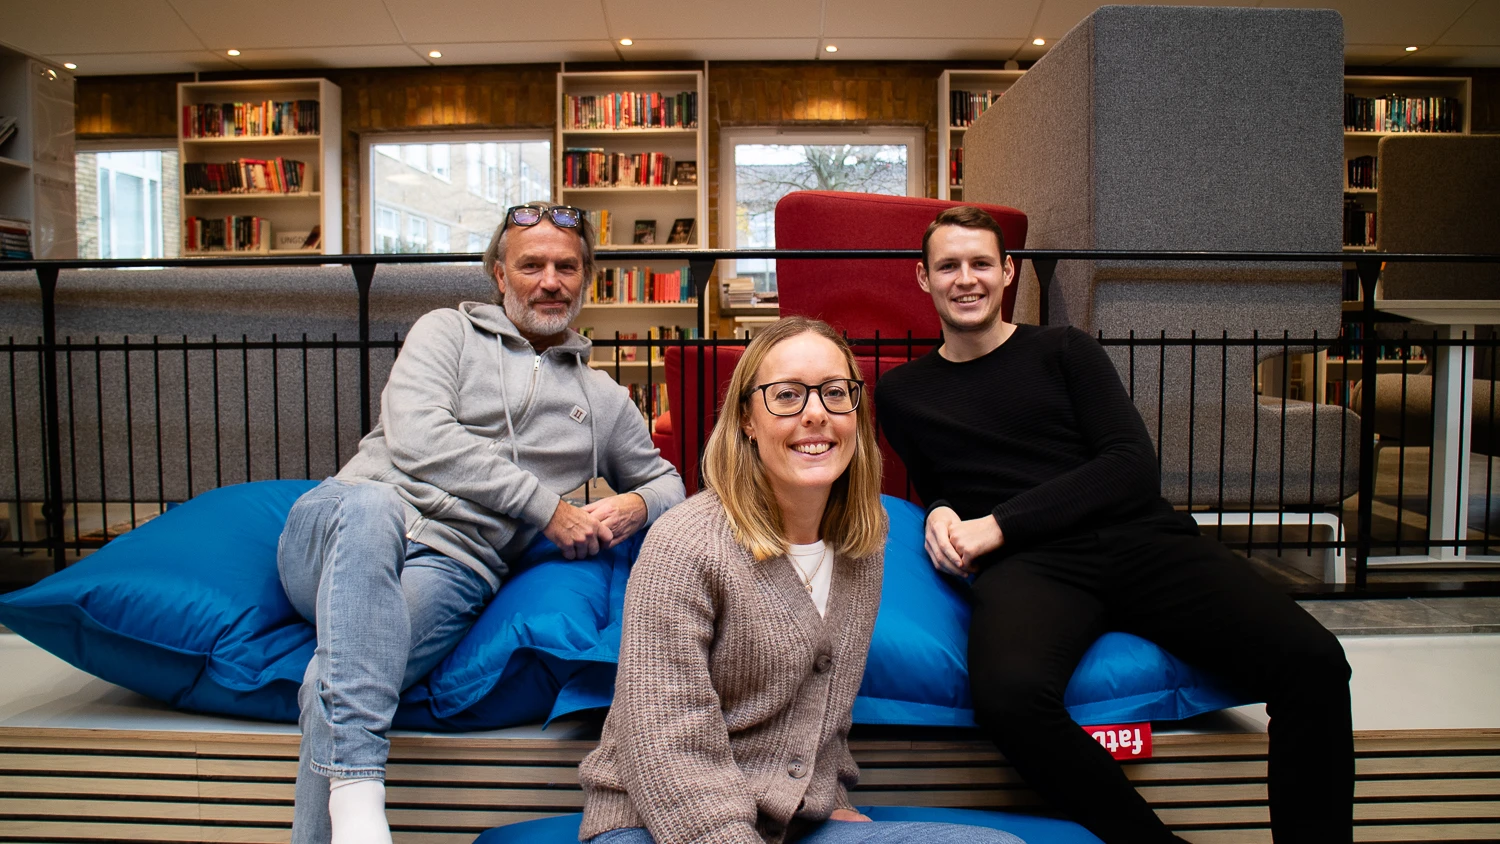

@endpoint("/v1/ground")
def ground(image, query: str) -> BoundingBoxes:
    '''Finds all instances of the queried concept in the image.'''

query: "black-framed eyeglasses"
[502,204,585,231]
[746,379,864,417]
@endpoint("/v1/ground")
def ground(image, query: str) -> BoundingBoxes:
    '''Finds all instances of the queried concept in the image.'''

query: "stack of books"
[185,216,271,253]
[185,158,307,194]
[719,276,758,309]
[563,150,674,188]
[182,100,320,138]
[564,91,697,130]
[591,266,695,304]
[0,217,31,259]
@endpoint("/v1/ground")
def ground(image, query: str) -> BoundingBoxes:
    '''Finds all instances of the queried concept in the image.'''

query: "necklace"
[787,544,827,594]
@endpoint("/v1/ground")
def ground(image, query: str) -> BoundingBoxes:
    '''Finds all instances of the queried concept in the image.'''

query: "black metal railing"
[3,248,1499,598]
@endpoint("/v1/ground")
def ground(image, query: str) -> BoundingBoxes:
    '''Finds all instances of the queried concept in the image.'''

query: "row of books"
[184,215,271,253]
[586,327,701,365]
[950,89,1003,128]
[563,150,675,188]
[629,382,669,429]
[182,100,321,139]
[0,216,31,260]
[564,91,698,131]
[1335,323,1430,362]
[1347,155,1377,190]
[584,209,613,246]
[590,267,696,304]
[1343,94,1462,133]
[949,147,964,186]
[1342,202,1376,247]
[185,158,308,195]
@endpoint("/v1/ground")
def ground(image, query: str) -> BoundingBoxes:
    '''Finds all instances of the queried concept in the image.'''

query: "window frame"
[717,127,926,287]
[76,139,179,261]
[360,130,552,253]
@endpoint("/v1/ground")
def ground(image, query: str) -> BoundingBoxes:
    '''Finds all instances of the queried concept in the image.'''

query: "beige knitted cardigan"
[578,490,885,844]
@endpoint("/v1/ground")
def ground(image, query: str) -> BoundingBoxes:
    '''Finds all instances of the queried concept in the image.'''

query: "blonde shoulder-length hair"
[701,316,885,561]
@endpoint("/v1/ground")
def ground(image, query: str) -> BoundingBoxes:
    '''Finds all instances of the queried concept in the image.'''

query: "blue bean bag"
[473,809,1104,843]
[0,482,1247,730]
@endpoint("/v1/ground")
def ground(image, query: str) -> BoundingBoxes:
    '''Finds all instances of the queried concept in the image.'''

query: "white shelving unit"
[0,44,76,259]
[937,69,1025,201]
[557,69,707,386]
[177,78,341,256]
[1341,74,1470,253]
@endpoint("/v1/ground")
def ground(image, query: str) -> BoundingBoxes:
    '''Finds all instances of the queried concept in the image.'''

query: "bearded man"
[276,202,685,843]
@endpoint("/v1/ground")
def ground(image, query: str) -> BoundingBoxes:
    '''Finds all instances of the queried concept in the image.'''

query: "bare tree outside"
[733,143,909,291]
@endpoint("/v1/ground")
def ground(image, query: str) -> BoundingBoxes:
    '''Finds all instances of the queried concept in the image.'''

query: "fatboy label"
[1084,722,1152,759]
[569,406,588,424]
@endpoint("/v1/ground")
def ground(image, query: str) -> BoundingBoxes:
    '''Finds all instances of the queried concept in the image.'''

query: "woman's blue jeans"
[277,478,494,843]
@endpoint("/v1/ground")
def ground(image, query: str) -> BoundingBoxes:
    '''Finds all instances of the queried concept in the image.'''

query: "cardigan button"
[788,760,807,778]
[814,654,833,673]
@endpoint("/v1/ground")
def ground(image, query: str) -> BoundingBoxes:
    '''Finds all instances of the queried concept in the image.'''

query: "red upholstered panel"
[658,344,920,503]
[774,191,1028,340]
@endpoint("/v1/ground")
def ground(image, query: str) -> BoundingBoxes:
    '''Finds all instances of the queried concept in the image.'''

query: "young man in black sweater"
[875,206,1354,844]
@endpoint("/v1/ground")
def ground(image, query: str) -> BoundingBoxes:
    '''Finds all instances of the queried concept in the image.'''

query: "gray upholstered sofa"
[963,4,1358,519]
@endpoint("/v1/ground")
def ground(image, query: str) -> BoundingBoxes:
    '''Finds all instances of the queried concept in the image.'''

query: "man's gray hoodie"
[337,301,685,588]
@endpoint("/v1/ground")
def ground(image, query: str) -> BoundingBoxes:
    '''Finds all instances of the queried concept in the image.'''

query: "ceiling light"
[1033,38,1046,46]
[619,38,633,46]
[825,44,838,53]
[428,50,442,58]
[63,62,77,70]
[1405,46,1419,52]
[227,49,240,56]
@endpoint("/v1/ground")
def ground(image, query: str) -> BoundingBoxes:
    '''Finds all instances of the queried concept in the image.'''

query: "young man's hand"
[926,506,1004,574]
[543,500,614,559]
[580,492,648,548]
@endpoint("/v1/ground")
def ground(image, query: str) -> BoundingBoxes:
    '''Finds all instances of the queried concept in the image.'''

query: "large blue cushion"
[853,497,1251,727]
[473,809,1104,843]
[0,480,636,728]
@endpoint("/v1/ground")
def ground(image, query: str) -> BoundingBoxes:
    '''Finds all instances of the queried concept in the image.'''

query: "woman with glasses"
[577,316,1023,844]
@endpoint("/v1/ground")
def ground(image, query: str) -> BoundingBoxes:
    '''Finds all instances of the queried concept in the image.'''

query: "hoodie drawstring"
[496,337,520,465]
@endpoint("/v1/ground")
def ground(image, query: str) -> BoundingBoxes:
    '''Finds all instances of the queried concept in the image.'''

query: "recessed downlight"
[226,49,241,56]
[1033,38,1046,46]
[63,62,77,70]
[825,44,838,53]
[428,50,442,58]
[1405,46,1419,52]
[619,38,633,46]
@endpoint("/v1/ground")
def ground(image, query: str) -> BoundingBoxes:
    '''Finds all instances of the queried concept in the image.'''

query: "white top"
[787,540,834,617]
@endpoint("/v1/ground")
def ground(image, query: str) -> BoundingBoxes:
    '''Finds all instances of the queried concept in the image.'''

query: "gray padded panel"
[1377,134,1500,300]
[0,263,496,502]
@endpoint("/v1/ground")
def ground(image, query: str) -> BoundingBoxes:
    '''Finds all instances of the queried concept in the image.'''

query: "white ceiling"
[5,0,1499,75]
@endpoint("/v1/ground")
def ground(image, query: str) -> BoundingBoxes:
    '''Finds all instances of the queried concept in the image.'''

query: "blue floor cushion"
[473,809,1104,843]
[0,482,1249,730]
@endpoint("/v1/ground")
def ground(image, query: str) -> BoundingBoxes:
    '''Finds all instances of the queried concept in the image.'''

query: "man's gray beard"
[502,285,584,338]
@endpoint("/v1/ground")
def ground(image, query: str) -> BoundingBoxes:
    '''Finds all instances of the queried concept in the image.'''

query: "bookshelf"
[0,45,76,259]
[557,69,708,392]
[1341,74,1470,253]
[937,69,1025,201]
[177,78,342,256]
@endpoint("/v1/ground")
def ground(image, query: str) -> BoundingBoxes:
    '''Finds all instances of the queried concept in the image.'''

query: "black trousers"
[968,518,1354,844]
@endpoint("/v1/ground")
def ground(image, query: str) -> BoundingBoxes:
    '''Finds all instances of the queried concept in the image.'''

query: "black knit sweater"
[876,324,1178,554]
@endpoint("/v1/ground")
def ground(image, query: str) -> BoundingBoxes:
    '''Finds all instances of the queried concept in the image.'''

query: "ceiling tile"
[1267,0,1474,46]
[169,0,404,48]
[1031,0,1252,45]
[1389,44,1500,67]
[1436,1,1500,46]
[601,0,819,40]
[615,38,819,61]
[43,50,237,76]
[227,45,430,70]
[425,41,620,64]
[0,0,205,55]
[822,38,1025,61]
[383,0,609,42]
[823,0,1042,39]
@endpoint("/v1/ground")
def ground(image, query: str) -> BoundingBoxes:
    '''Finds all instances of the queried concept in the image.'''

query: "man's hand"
[829,809,872,822]
[925,506,968,576]
[543,500,613,560]
[580,492,648,548]
[948,514,1004,566]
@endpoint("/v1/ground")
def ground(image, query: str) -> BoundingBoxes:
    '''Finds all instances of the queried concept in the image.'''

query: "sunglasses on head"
[503,205,585,231]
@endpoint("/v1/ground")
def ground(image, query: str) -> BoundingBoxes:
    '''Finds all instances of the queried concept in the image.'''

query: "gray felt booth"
[1354,134,1500,454]
[962,4,1359,513]
[0,262,496,507]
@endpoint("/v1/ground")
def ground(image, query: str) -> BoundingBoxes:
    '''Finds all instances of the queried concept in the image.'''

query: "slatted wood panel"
[0,727,1496,843]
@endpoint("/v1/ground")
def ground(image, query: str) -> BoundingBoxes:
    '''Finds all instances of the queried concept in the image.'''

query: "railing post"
[1030,258,1057,326]
[351,261,376,435]
[688,258,716,336]
[1354,259,1382,589]
[36,266,66,571]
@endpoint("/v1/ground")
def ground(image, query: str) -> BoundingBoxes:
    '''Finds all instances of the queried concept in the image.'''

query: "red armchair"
[654,191,1028,501]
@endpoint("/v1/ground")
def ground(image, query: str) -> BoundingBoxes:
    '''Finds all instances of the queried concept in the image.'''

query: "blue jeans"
[587,822,1025,844]
[278,478,494,843]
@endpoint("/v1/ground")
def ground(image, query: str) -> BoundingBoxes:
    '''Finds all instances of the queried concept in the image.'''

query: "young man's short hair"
[921,206,1008,266]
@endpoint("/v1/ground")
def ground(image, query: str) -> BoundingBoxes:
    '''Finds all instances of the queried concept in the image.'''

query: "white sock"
[328,777,393,844]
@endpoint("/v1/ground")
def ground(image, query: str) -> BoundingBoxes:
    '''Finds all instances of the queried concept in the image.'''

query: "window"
[720,130,923,293]
[75,147,180,260]
[468,231,488,253]
[365,136,551,253]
